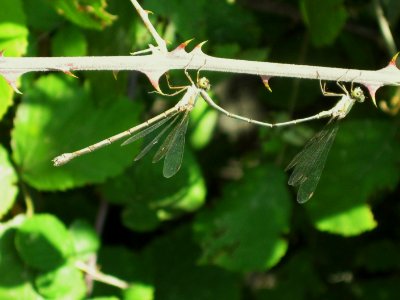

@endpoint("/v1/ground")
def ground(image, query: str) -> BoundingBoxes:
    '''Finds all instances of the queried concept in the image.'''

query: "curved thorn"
[260,75,272,92]
[64,70,78,78]
[173,38,194,52]
[112,70,119,80]
[390,52,399,67]
[365,84,382,107]
[195,40,208,49]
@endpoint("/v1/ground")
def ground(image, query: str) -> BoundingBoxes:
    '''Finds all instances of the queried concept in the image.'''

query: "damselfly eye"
[198,77,210,90]
[352,87,365,102]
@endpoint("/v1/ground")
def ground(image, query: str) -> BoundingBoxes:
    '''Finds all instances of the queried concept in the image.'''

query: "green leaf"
[143,0,259,45]
[46,0,116,30]
[352,277,400,300]
[0,0,28,120]
[0,145,18,219]
[384,0,400,25]
[0,77,14,122]
[144,226,240,300]
[51,25,87,56]
[23,0,63,30]
[122,201,162,232]
[123,285,153,300]
[305,120,400,236]
[34,263,86,299]
[0,216,41,299]
[255,252,325,300]
[89,297,120,300]
[94,246,153,298]
[15,214,74,270]
[100,150,206,232]
[300,0,347,46]
[12,74,140,190]
[69,219,100,259]
[0,0,28,56]
[355,240,400,272]
[194,165,292,272]
[190,96,218,150]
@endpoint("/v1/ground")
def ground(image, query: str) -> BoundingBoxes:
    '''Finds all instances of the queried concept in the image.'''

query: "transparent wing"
[152,112,187,164]
[121,112,178,146]
[163,112,190,178]
[286,121,339,203]
[133,114,181,161]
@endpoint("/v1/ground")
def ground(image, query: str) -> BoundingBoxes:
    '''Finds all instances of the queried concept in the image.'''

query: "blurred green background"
[1,0,400,299]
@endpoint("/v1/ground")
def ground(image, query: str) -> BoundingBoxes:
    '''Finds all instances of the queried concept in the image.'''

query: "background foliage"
[1,0,400,299]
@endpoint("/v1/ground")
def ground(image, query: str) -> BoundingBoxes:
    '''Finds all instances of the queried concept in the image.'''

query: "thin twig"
[85,199,110,295]
[129,0,167,53]
[75,260,129,290]
[372,0,397,55]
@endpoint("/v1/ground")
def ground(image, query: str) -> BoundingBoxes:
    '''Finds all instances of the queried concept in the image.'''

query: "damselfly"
[285,81,365,203]
[201,79,366,202]
[53,69,366,195]
[52,68,303,177]
[52,73,212,178]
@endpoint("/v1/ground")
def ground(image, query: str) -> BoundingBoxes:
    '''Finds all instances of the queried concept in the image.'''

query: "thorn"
[389,52,399,67]
[190,41,208,55]
[365,84,382,107]
[144,10,153,15]
[182,38,194,47]
[143,71,164,93]
[173,39,194,52]
[195,40,208,49]
[63,70,78,78]
[260,75,272,92]
[1,72,24,94]
[9,81,23,94]
[113,70,119,80]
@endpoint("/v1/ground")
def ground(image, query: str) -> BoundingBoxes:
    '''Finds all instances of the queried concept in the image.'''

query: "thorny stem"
[0,55,398,88]
[0,0,398,99]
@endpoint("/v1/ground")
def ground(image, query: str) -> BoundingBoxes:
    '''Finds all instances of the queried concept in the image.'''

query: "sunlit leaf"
[69,219,100,259]
[34,263,86,299]
[0,217,40,299]
[46,0,116,30]
[305,120,400,236]
[189,99,218,150]
[15,214,74,270]
[0,0,28,120]
[12,74,140,190]
[0,145,18,219]
[51,25,87,56]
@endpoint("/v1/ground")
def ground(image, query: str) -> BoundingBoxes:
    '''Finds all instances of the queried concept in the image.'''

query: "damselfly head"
[351,86,365,103]
[198,77,211,91]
